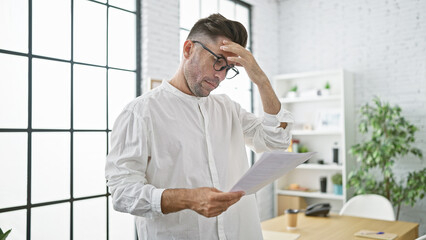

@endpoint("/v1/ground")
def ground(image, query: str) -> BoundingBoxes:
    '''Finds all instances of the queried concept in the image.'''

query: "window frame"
[0,0,142,239]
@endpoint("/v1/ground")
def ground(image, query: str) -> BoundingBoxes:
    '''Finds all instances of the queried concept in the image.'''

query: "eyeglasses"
[192,40,239,79]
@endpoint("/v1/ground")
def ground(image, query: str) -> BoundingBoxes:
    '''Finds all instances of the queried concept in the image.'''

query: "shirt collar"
[162,80,207,103]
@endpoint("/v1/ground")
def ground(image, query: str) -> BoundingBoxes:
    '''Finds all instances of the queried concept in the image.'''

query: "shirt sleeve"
[236,101,294,153]
[105,108,165,218]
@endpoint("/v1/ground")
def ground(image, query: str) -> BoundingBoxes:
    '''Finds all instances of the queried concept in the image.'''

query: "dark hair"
[187,13,248,48]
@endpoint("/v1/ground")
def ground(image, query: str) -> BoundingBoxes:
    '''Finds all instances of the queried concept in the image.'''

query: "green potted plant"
[321,81,331,96]
[286,85,298,98]
[347,97,425,219]
[0,228,11,240]
[331,173,343,195]
[299,145,309,153]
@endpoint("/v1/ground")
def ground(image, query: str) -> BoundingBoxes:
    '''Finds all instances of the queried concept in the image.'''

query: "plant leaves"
[348,97,424,215]
[0,229,11,240]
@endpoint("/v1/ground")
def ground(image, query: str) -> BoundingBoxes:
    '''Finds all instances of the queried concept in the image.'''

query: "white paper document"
[229,151,316,195]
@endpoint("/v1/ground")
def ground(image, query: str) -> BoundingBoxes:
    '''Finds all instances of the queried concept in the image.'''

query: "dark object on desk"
[305,203,331,217]
[317,159,324,164]
[320,176,327,193]
[333,142,339,164]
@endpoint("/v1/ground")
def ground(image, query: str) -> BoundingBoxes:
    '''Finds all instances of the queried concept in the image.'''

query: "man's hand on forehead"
[219,40,245,67]
[219,39,268,86]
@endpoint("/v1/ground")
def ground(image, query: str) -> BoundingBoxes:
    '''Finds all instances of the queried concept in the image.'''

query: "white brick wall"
[141,0,180,90]
[278,0,426,234]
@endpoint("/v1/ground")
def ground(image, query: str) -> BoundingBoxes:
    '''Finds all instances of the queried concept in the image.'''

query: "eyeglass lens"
[225,68,238,79]
[213,59,238,79]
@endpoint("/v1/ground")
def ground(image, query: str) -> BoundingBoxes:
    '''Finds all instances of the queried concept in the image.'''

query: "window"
[179,0,253,164]
[0,0,140,239]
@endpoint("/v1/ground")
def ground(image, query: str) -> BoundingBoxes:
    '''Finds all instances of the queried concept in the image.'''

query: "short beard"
[183,62,210,98]
[186,77,209,97]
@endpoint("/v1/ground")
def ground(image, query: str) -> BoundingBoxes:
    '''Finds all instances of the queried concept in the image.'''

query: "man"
[105,14,293,239]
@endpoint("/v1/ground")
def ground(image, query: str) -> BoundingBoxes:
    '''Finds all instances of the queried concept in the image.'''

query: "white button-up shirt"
[105,81,293,240]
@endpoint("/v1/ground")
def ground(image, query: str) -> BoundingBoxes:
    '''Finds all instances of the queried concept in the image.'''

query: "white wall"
[141,0,180,84]
[278,0,426,234]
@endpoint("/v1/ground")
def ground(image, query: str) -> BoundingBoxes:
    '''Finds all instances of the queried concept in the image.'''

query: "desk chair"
[339,194,395,221]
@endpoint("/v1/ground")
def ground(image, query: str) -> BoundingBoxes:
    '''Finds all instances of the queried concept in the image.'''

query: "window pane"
[0,133,27,209]
[32,59,70,129]
[235,4,249,31]
[74,133,107,198]
[108,9,136,70]
[31,203,70,240]
[108,132,111,152]
[0,53,28,128]
[217,68,251,92]
[214,68,252,111]
[33,0,70,59]
[201,0,217,18]
[74,65,106,129]
[179,29,189,59]
[0,0,28,52]
[219,0,235,20]
[0,210,26,240]
[109,0,135,12]
[214,86,251,112]
[74,198,106,240]
[74,0,106,66]
[109,198,135,240]
[179,0,199,30]
[32,133,70,203]
[108,69,135,129]
[236,4,250,48]
[222,87,247,110]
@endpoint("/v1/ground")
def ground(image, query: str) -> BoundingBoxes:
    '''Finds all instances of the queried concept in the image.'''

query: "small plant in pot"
[321,82,331,96]
[331,173,343,195]
[299,145,309,153]
[286,85,298,98]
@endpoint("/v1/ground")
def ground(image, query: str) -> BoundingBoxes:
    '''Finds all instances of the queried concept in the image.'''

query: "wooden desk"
[261,213,419,240]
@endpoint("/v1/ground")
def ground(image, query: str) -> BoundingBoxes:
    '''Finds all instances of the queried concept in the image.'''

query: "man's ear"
[182,40,194,59]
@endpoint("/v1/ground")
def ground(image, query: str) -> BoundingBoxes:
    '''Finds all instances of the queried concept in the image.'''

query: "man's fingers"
[213,191,244,202]
[227,56,245,66]
[193,188,245,218]
[233,191,245,198]
[227,197,241,207]
[210,188,222,193]
[220,40,248,56]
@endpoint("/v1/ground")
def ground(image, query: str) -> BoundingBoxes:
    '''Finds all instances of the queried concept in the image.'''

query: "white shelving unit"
[273,69,355,215]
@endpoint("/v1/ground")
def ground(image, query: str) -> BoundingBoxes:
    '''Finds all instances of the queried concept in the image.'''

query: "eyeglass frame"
[191,40,239,79]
